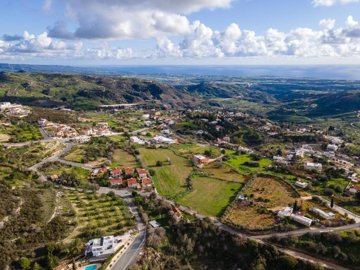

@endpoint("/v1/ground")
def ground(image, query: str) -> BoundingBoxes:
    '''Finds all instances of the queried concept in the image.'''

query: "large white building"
[278,207,313,227]
[305,162,323,173]
[310,207,335,220]
[85,236,116,257]
[290,214,313,227]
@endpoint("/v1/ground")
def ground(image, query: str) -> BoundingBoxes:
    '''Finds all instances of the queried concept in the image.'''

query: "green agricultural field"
[111,149,138,168]
[177,176,241,217]
[225,152,273,175]
[0,122,42,142]
[63,145,86,163]
[172,144,221,158]
[63,137,115,165]
[64,190,135,241]
[139,147,193,199]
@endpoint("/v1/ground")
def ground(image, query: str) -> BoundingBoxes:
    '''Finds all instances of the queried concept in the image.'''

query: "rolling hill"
[0,72,196,110]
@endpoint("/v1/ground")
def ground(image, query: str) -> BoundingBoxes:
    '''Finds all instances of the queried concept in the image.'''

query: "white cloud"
[156,16,360,59]
[319,18,336,29]
[1,31,83,57]
[2,15,360,62]
[312,0,359,7]
[47,0,231,40]
[85,45,134,60]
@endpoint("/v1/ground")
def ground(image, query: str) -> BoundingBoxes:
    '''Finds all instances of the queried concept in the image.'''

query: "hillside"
[0,72,195,110]
[307,91,360,117]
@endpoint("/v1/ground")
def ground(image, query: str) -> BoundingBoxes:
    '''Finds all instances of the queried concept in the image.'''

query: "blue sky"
[1,0,360,65]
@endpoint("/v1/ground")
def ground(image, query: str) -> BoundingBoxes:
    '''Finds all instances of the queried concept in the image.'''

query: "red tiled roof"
[142,177,152,186]
[124,168,135,175]
[137,168,148,175]
[127,178,138,186]
[112,168,122,175]
[110,178,123,185]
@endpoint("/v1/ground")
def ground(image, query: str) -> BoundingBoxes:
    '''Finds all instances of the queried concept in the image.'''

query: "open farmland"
[223,176,299,231]
[63,145,85,163]
[177,176,241,217]
[203,163,247,183]
[172,144,221,158]
[225,152,273,175]
[111,149,138,168]
[139,147,193,199]
[0,122,41,143]
[64,190,135,242]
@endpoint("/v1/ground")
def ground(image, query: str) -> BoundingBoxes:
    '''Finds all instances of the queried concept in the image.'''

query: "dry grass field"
[203,163,247,183]
[223,176,299,230]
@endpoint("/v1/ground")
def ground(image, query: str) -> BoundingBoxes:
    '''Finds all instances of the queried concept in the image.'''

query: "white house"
[152,136,176,144]
[85,236,116,257]
[295,180,308,189]
[290,214,313,227]
[310,207,335,220]
[305,162,323,173]
[73,135,91,143]
[238,145,254,154]
[193,155,209,168]
[277,207,293,218]
[130,136,145,145]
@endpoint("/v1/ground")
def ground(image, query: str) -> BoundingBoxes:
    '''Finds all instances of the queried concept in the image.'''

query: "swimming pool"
[84,265,97,270]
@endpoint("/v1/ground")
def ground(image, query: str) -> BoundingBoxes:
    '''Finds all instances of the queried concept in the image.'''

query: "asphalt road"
[111,230,146,270]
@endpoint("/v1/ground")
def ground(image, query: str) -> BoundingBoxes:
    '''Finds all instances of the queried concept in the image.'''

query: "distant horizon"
[1,62,360,80]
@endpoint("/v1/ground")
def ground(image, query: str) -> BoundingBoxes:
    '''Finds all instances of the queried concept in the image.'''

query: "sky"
[1,0,360,65]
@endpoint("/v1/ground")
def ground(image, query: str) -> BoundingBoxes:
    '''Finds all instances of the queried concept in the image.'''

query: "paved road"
[253,222,360,240]
[57,159,95,170]
[315,196,360,223]
[138,190,359,270]
[98,187,146,270]
[112,230,146,270]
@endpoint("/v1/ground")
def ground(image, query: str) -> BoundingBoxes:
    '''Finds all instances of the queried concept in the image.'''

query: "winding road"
[3,129,360,270]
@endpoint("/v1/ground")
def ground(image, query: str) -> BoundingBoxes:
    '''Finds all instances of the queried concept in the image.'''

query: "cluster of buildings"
[0,102,30,118]
[277,207,313,227]
[92,167,153,190]
[38,118,78,138]
[130,135,177,146]
[277,205,337,227]
[85,122,111,136]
